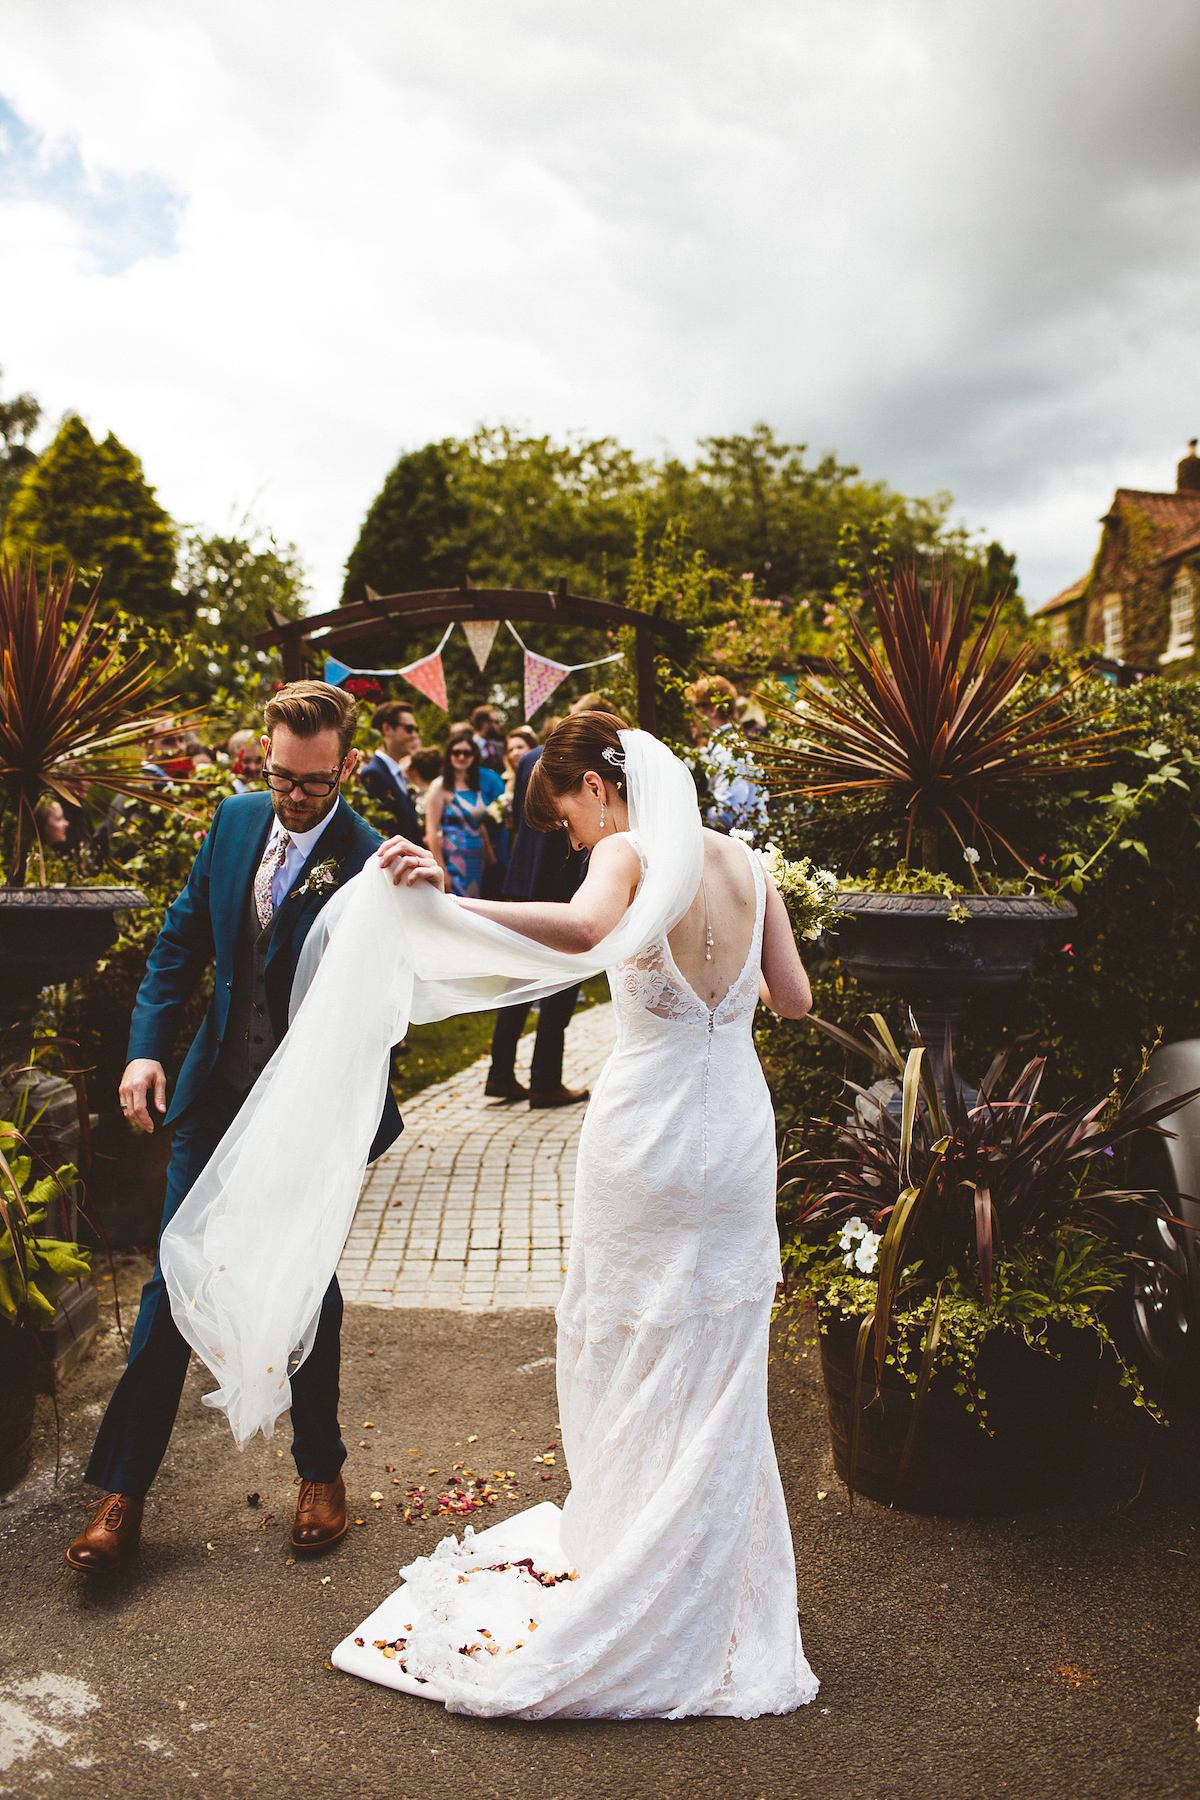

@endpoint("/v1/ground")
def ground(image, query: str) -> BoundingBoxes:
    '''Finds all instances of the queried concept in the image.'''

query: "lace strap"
[613,829,648,876]
[735,836,767,941]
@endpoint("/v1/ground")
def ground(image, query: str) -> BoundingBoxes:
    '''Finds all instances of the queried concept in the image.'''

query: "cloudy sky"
[2,0,1198,610]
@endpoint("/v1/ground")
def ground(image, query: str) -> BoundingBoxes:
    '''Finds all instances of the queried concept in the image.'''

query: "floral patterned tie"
[253,831,292,929]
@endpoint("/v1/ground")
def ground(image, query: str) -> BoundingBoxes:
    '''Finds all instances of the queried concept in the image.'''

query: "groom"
[66,681,403,1573]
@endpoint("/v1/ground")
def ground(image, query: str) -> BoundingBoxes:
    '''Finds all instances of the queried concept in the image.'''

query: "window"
[1160,569,1195,664]
[1101,594,1124,661]
[1050,613,1069,651]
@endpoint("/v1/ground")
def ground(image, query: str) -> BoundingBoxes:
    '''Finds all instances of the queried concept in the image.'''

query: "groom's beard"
[271,785,340,834]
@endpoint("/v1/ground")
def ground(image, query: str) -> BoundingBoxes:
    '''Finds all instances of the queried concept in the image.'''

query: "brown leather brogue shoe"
[484,1076,529,1101]
[291,1475,348,1552]
[64,1492,144,1572]
[529,1084,589,1109]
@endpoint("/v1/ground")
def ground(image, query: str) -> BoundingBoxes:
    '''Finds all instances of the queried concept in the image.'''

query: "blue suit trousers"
[85,1075,346,1497]
[488,984,582,1094]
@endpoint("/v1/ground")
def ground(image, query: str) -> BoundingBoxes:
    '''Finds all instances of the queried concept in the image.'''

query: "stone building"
[1037,441,1200,670]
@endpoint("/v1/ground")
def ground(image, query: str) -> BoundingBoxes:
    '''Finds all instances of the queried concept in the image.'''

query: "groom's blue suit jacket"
[126,789,403,1162]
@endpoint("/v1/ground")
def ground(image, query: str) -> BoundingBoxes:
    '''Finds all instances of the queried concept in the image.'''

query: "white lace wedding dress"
[332,837,819,1720]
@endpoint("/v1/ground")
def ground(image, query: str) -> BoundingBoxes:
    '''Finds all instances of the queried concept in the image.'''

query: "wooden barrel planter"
[818,1311,1103,1516]
[0,1325,38,1492]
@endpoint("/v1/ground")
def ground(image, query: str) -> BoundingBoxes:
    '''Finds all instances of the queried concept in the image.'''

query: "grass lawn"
[389,973,610,1105]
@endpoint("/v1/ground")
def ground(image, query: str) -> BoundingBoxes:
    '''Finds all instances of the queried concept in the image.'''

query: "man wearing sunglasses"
[67,681,402,1576]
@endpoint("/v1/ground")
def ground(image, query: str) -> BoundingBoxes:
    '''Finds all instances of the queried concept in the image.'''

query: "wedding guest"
[99,723,192,857]
[34,797,71,849]
[687,674,740,745]
[484,695,619,1110]
[227,730,263,793]
[65,680,402,1574]
[358,700,421,840]
[424,725,504,898]
[404,746,445,821]
[471,704,507,774]
[502,727,538,805]
[185,736,216,769]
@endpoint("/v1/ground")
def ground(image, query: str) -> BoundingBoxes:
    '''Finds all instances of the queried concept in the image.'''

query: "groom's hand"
[377,836,446,892]
[119,1059,167,1133]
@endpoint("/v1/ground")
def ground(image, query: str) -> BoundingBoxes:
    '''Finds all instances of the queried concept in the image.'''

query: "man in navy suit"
[358,700,422,841]
[483,741,590,1108]
[66,682,403,1574]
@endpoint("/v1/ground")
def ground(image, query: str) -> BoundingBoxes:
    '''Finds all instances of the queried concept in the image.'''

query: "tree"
[1,413,182,629]
[653,423,1020,613]
[341,440,467,603]
[0,367,41,535]
[172,520,308,705]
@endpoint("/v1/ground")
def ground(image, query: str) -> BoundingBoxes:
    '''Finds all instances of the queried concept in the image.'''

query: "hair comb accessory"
[602,746,627,771]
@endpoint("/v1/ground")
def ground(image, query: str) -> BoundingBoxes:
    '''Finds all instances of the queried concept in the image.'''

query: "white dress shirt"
[264,800,341,913]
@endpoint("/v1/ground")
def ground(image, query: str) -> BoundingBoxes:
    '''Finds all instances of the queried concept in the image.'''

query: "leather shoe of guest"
[529,1085,590,1109]
[484,1076,529,1101]
[291,1475,348,1552]
[64,1492,143,1572]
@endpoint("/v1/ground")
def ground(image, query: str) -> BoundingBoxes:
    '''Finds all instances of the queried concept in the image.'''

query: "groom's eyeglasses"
[264,763,342,798]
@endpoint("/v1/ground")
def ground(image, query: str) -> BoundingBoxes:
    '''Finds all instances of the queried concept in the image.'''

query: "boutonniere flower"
[298,856,343,897]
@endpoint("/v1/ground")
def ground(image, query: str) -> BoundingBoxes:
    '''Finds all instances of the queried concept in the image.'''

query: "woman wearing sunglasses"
[423,723,506,897]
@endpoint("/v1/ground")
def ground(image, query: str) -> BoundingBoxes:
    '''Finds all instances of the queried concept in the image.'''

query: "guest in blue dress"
[425,723,505,898]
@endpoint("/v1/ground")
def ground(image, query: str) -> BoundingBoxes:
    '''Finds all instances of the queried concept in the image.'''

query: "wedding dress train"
[332,840,819,1719]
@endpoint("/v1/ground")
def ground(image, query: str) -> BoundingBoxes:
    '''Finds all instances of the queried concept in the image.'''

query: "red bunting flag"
[400,647,449,712]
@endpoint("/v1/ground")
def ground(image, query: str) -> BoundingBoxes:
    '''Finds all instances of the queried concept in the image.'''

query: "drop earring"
[599,799,606,830]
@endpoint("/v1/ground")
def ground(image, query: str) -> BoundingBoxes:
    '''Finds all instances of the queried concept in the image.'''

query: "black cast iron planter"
[819,1309,1102,1515]
[0,886,148,1037]
[833,890,1075,1082]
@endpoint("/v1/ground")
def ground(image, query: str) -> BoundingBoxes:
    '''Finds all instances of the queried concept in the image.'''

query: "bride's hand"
[377,836,446,892]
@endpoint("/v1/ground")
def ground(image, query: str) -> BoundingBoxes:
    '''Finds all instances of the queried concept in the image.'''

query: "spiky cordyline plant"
[757,562,1113,873]
[0,558,196,886]
[779,1013,1199,1501]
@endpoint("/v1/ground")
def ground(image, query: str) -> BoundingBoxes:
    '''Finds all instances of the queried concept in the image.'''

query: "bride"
[160,713,818,1720]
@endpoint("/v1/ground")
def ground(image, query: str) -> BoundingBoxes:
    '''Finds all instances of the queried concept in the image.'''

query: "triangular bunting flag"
[324,657,354,687]
[401,649,449,712]
[461,618,500,671]
[523,649,572,720]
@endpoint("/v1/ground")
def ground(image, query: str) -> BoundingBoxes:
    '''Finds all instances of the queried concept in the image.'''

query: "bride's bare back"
[667,829,758,1009]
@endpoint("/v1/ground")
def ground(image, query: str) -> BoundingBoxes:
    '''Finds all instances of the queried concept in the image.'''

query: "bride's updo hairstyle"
[524,710,630,833]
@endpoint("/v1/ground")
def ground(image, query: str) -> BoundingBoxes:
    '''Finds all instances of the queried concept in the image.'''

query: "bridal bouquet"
[746,840,843,941]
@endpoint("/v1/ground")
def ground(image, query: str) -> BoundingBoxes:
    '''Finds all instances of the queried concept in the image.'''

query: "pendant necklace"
[702,877,714,962]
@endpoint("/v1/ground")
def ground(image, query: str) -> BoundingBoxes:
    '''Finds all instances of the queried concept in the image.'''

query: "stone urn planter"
[0,885,148,1038]
[833,890,1076,1089]
[818,1310,1103,1516]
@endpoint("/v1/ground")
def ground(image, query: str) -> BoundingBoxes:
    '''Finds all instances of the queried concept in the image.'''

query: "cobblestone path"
[337,1001,616,1309]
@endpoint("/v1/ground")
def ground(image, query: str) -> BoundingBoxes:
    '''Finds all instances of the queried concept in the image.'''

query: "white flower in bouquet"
[754,843,843,940]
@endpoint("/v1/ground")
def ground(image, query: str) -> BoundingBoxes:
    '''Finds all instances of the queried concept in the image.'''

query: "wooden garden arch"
[253,582,687,734]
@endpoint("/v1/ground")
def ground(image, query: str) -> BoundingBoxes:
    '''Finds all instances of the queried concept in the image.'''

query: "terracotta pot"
[0,1324,38,1491]
[818,1309,1102,1516]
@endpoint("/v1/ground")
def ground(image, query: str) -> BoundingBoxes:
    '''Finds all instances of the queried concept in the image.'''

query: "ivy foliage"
[776,1229,1155,1427]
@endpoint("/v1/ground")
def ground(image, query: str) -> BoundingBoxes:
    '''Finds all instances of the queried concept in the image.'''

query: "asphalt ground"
[2,1257,1199,1800]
